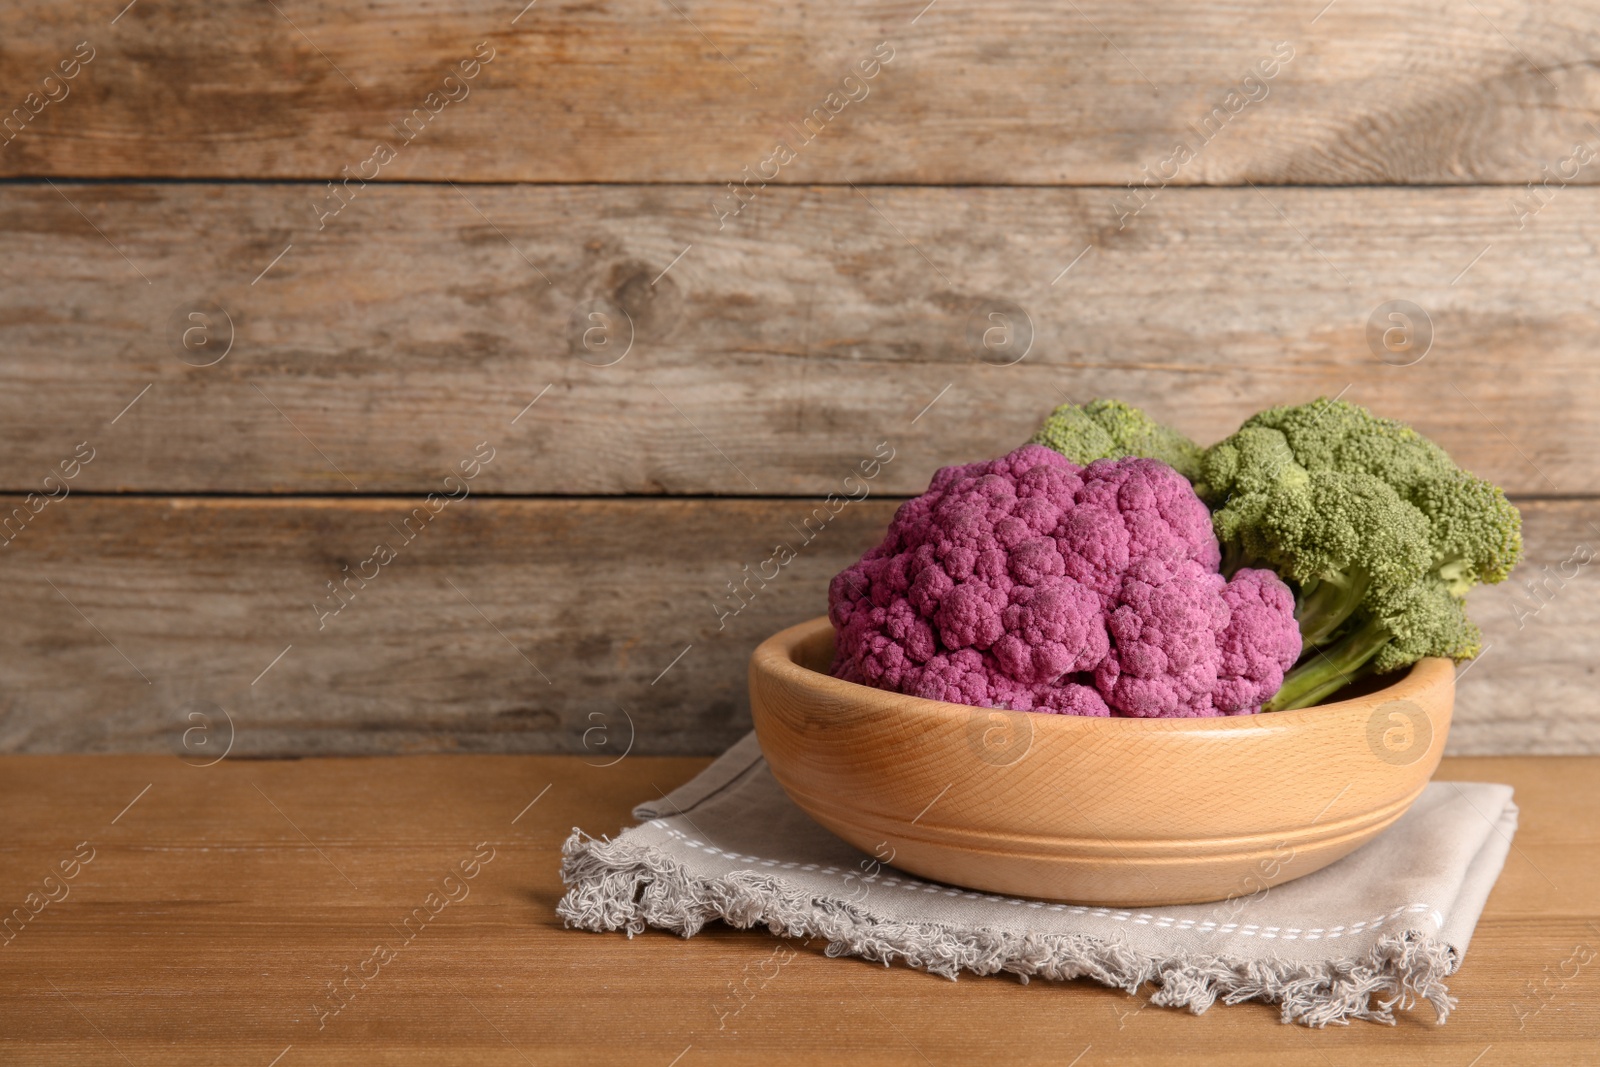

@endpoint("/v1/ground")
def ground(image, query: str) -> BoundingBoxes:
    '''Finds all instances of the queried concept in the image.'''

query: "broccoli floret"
[1032,398,1204,482]
[1411,469,1524,591]
[1371,577,1484,672]
[1202,398,1521,710]
[1214,466,1434,642]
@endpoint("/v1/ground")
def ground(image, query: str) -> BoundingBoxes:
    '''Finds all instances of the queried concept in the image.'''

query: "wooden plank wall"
[1,1,1596,755]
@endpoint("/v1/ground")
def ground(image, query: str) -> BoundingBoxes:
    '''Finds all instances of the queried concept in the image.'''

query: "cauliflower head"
[829,445,1301,717]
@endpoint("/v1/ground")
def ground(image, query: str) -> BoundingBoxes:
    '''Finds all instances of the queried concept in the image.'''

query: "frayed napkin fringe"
[556,829,1459,1028]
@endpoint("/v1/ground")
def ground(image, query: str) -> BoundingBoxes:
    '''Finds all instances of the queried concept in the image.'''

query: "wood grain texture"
[3,182,1598,495]
[4,1,1600,183]
[749,616,1455,905]
[1456,500,1600,754]
[0,496,1592,757]
[0,753,1595,1064]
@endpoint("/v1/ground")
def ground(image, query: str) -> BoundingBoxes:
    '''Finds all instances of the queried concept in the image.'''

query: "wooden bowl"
[748,616,1454,906]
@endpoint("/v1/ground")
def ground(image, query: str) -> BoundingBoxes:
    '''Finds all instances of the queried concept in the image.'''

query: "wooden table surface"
[1,755,1594,1066]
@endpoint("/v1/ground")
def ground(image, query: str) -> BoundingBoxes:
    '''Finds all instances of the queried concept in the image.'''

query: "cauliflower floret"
[1094,558,1229,718]
[1213,567,1304,715]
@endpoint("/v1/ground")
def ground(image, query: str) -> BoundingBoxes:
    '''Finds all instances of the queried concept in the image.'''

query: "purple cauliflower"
[829,444,1301,718]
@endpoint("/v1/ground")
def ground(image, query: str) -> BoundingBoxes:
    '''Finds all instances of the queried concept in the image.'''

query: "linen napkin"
[558,732,1517,1026]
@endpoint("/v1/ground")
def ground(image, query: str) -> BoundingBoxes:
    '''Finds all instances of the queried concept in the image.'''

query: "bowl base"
[788,779,1424,906]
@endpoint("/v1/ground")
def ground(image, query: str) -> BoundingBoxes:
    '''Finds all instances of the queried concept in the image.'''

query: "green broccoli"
[1197,398,1522,711]
[1282,578,1484,709]
[1031,398,1204,481]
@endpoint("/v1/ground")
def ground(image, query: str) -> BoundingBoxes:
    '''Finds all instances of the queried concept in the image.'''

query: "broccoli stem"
[1295,569,1371,649]
[1263,615,1391,712]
